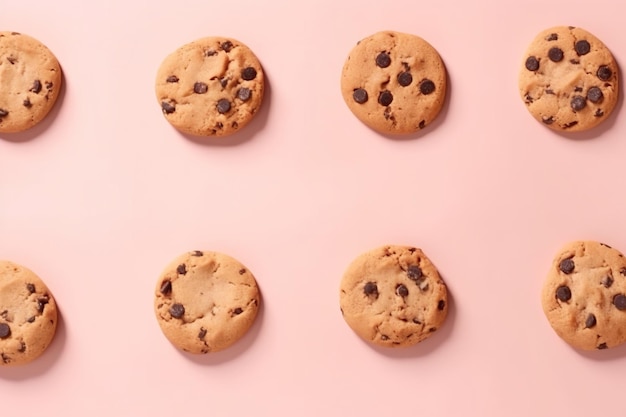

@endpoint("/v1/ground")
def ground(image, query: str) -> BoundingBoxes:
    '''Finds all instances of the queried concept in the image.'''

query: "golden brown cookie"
[155,36,265,137]
[340,31,447,135]
[0,31,62,133]
[339,245,448,348]
[154,250,260,353]
[541,241,626,350]
[519,26,619,132]
[0,260,58,366]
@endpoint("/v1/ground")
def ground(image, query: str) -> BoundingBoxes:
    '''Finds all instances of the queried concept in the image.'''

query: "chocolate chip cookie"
[0,31,62,133]
[542,241,626,350]
[0,260,58,366]
[339,245,448,348]
[519,26,619,132]
[155,36,265,137]
[340,31,447,135]
[154,250,260,353]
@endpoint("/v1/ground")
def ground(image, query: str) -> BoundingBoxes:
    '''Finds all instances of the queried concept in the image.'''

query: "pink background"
[1,0,625,415]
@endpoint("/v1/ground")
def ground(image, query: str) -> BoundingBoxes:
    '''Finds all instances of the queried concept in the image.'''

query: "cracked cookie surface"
[0,31,62,133]
[542,241,626,350]
[339,245,448,348]
[340,31,447,135]
[154,250,260,353]
[0,260,58,366]
[155,36,264,137]
[519,26,618,132]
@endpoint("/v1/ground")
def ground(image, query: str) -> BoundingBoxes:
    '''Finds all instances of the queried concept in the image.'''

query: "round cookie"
[154,250,260,353]
[339,245,448,348]
[0,261,58,366]
[541,241,626,350]
[155,36,265,137]
[0,31,62,133]
[340,31,447,135]
[519,26,619,132]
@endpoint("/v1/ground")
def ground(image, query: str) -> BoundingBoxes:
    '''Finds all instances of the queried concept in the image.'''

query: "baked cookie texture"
[0,31,62,133]
[154,251,260,353]
[0,261,58,366]
[339,245,448,348]
[340,31,447,135]
[155,36,265,137]
[519,26,619,132]
[542,241,626,350]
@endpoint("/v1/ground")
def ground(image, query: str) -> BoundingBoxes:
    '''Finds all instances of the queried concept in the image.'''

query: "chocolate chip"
[166,75,179,83]
[575,40,591,56]
[216,99,231,114]
[375,52,391,68]
[570,59,580,65]
[18,341,26,352]
[548,47,564,62]
[419,79,436,95]
[595,109,604,117]
[602,275,614,288]
[161,101,175,114]
[585,313,597,328]
[563,121,579,129]
[587,87,603,103]
[0,109,8,118]
[621,267,626,276]
[169,303,185,318]
[241,67,257,81]
[559,258,575,274]
[221,41,233,52]
[27,316,35,323]
[45,82,53,90]
[525,56,540,71]
[7,56,16,64]
[30,80,42,94]
[239,268,246,275]
[192,250,203,256]
[542,116,554,125]
[37,297,49,312]
[397,71,413,87]
[0,323,10,339]
[364,282,378,296]
[378,90,393,106]
[193,82,208,94]
[237,87,252,102]
[597,343,608,350]
[546,33,558,41]
[233,307,243,315]
[198,328,207,339]
[437,300,446,310]
[176,264,187,275]
[26,283,35,293]
[23,98,31,108]
[556,286,571,302]
[352,88,368,104]
[546,89,554,95]
[160,280,172,295]
[613,294,626,310]
[570,95,586,111]
[574,86,583,93]
[418,120,426,129]
[407,265,423,281]
[597,65,612,81]
[219,78,228,88]
[396,284,409,297]
[206,49,217,57]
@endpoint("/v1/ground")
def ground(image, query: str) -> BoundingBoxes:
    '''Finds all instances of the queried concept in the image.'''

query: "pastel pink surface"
[1,1,625,416]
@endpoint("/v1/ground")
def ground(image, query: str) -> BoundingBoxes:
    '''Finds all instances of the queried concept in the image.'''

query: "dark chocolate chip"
[23,98,31,108]
[597,343,608,350]
[364,281,378,296]
[241,67,257,81]
[525,56,540,72]
[545,89,554,95]
[237,87,252,102]
[192,250,203,256]
[563,121,579,129]
[602,275,614,288]
[542,116,554,124]
[169,303,185,318]
[575,40,591,56]
[233,307,243,315]
[621,267,626,276]
[352,88,368,104]
[27,316,35,323]
[37,297,49,312]
[0,323,10,339]
[594,109,604,117]
[418,120,426,129]
[570,95,586,111]
[206,49,217,57]
[437,300,446,310]
[166,75,179,83]
[407,265,423,281]
[30,80,42,94]
[27,283,35,293]
[587,87,603,103]
[419,79,436,95]
[0,109,8,118]
[378,90,393,106]
[397,71,413,87]
[375,52,391,68]
[548,47,564,62]
[559,258,575,274]
[570,59,580,65]
[198,328,207,339]
[45,82,53,90]
[396,284,409,297]
[161,101,175,114]
[193,82,208,94]
[239,268,246,275]
[574,86,583,93]
[216,99,231,114]
[613,294,626,310]
[219,78,228,88]
[546,33,558,41]
[176,264,187,275]
[18,341,26,352]
[160,280,172,295]
[221,41,233,52]
[585,313,597,328]
[429,327,437,332]
[556,286,572,302]
[597,65,612,81]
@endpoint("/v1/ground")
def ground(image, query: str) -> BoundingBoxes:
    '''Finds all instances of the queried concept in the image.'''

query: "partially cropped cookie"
[340,31,447,135]
[542,241,626,350]
[519,26,618,132]
[154,250,260,353]
[0,261,58,366]
[339,245,448,347]
[0,31,62,133]
[155,37,265,137]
